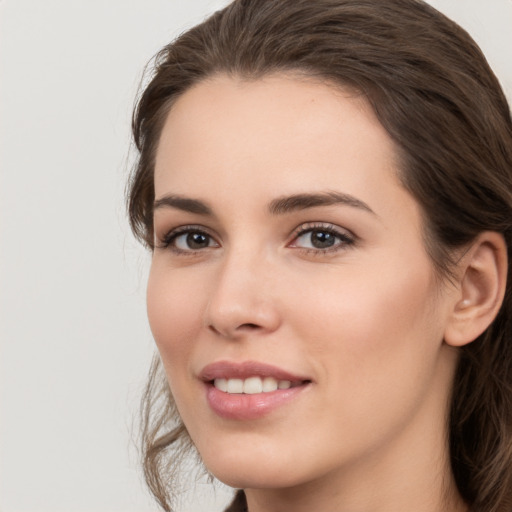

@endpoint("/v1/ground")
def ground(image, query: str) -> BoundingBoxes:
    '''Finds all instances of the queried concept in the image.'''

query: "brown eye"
[173,231,216,251]
[309,230,337,249]
[290,224,355,253]
[186,233,210,249]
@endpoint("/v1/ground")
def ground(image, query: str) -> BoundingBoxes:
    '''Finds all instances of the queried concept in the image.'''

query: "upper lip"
[199,360,310,383]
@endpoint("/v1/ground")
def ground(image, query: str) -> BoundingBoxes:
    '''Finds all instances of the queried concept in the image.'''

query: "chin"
[210,465,303,490]
[199,440,315,490]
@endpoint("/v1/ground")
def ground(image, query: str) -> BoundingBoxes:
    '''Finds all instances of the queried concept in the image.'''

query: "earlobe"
[444,232,508,347]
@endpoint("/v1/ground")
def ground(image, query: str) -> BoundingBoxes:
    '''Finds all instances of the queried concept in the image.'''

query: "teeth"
[244,376,262,394]
[214,378,228,392]
[226,378,244,394]
[213,376,294,394]
[262,376,278,392]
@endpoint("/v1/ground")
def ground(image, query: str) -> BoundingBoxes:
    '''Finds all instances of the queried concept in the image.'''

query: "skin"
[148,74,469,512]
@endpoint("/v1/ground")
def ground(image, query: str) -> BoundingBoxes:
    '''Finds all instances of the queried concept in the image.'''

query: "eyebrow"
[153,195,213,215]
[268,191,375,216]
[153,191,375,216]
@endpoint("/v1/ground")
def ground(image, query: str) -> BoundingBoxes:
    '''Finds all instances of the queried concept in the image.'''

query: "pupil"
[312,231,335,248]
[187,233,209,249]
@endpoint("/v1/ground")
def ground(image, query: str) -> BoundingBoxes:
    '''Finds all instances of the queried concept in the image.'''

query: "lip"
[200,360,312,420]
[199,360,309,382]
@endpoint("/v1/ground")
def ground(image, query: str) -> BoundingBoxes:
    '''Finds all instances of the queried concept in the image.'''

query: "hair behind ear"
[447,232,512,509]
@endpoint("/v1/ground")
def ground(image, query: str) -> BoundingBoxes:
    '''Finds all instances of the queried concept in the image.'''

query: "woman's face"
[148,74,459,492]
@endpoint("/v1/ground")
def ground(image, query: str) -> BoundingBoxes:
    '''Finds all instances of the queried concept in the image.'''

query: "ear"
[444,232,508,347]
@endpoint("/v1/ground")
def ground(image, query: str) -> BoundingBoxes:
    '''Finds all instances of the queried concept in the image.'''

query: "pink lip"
[200,360,312,420]
[199,360,308,382]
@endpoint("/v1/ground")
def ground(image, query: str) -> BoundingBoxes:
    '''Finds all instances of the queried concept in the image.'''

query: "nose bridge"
[205,242,280,337]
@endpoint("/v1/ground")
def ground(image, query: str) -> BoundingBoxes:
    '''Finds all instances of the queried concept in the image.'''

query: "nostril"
[239,323,260,330]
[207,322,261,337]
[207,321,263,338]
[208,324,222,335]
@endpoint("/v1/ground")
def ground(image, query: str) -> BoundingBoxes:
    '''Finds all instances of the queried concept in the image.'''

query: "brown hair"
[127,1,512,510]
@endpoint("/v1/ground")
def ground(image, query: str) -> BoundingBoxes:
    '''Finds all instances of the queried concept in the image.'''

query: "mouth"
[200,361,312,420]
[211,375,306,394]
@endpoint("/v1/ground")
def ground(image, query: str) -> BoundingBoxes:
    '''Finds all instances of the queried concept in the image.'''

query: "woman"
[127,0,512,511]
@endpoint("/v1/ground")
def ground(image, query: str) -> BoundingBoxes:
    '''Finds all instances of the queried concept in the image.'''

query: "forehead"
[154,73,410,221]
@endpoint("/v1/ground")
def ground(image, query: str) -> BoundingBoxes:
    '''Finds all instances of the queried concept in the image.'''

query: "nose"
[204,249,281,339]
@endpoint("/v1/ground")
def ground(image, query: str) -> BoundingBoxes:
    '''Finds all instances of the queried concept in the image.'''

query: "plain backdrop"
[0,1,511,511]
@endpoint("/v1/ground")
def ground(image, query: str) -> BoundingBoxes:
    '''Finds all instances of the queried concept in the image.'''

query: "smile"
[213,376,302,394]
[200,361,312,420]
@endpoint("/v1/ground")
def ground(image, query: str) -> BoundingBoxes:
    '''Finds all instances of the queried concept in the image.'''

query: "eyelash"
[158,225,218,255]
[157,222,356,256]
[289,222,356,254]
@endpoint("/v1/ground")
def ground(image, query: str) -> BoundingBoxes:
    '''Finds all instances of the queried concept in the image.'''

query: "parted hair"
[127,1,512,511]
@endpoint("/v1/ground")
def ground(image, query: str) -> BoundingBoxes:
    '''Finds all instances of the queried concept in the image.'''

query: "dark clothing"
[224,490,248,512]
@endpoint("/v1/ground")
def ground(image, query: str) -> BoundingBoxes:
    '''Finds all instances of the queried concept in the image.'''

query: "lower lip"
[205,383,309,420]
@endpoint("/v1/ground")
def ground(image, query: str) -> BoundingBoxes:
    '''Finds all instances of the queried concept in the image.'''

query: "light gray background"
[1,1,511,511]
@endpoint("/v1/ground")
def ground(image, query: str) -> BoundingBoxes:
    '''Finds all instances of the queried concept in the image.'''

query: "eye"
[289,223,355,252]
[159,226,219,254]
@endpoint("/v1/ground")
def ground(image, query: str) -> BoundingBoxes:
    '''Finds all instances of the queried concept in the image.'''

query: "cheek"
[293,260,436,342]
[274,264,445,468]
[288,257,442,406]
[146,263,204,376]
